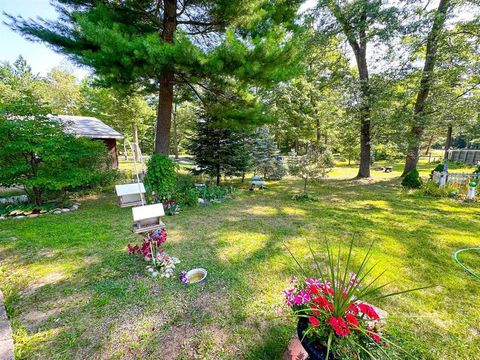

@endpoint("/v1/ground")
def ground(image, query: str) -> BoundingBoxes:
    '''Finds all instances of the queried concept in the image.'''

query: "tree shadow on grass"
[1,177,480,359]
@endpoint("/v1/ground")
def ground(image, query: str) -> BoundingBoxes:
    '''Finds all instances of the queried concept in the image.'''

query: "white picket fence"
[432,172,480,187]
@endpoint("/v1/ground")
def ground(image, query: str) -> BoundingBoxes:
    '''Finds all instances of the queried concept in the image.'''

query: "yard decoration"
[115,183,146,207]
[115,139,148,208]
[250,175,265,191]
[128,228,180,278]
[132,203,165,233]
[466,181,477,200]
[181,268,208,284]
[283,240,426,359]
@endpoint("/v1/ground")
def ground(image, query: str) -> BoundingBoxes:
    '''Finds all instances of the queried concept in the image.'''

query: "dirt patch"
[21,308,60,330]
[22,272,65,296]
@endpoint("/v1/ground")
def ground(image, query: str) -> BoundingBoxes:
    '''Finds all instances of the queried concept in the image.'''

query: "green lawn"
[1,162,479,359]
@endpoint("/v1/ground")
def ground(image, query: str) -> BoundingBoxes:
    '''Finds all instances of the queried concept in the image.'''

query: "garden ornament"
[467,181,477,200]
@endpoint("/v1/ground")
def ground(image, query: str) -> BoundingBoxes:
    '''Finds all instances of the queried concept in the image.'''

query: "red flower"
[345,313,360,328]
[358,303,380,320]
[309,316,320,327]
[127,244,140,255]
[310,306,321,315]
[348,304,359,314]
[328,316,350,337]
[306,284,320,295]
[366,326,381,343]
[313,296,334,312]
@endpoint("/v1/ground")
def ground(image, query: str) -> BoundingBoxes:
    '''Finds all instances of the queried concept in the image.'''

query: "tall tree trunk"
[316,118,321,145]
[444,125,453,159]
[403,0,450,176]
[353,45,371,178]
[172,102,179,159]
[216,164,221,186]
[154,0,177,155]
[424,134,434,155]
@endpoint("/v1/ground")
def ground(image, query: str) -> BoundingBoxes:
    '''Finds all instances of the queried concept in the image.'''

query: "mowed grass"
[0,161,479,359]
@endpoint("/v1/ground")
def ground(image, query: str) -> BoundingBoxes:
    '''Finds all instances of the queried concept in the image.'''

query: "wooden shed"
[51,115,124,168]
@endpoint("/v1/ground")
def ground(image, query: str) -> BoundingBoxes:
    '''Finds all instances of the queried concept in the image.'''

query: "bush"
[145,154,178,201]
[372,144,403,162]
[401,168,423,189]
[431,163,446,174]
[473,166,480,174]
[0,116,112,205]
[175,176,200,207]
[421,181,459,198]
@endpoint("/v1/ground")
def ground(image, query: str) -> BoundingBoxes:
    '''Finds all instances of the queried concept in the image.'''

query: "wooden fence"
[446,149,480,166]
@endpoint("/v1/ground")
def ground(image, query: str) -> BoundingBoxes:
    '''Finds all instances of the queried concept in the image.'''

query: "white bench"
[250,176,265,190]
[115,183,146,207]
[132,203,165,233]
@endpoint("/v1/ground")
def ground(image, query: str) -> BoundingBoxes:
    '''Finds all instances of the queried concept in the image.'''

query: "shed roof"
[50,115,124,139]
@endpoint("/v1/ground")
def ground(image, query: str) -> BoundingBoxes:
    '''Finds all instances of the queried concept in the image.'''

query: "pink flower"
[283,289,295,306]
[305,278,321,286]
[290,275,298,285]
[294,290,311,305]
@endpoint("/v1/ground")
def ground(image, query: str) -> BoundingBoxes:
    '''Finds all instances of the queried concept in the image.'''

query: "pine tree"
[252,127,286,180]
[7,0,302,155]
[188,112,251,185]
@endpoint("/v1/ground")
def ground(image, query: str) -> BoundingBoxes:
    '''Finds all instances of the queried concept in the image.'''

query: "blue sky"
[0,0,88,78]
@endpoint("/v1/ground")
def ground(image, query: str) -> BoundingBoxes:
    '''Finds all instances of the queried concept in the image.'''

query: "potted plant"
[283,240,424,359]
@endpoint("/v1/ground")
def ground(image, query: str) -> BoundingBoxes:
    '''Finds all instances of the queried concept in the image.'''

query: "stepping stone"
[0,291,14,360]
[283,338,308,360]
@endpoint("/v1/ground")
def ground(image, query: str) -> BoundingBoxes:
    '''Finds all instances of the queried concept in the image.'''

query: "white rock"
[152,271,159,277]
[62,208,70,213]
[53,211,62,215]
[15,215,25,219]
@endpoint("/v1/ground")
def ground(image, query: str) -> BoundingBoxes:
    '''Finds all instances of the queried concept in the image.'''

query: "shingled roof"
[50,115,124,139]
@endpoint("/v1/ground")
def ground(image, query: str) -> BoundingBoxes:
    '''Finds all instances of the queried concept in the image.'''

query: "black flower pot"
[297,318,329,360]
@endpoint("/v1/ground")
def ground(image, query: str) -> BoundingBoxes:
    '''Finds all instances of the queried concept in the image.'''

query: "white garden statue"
[467,181,477,200]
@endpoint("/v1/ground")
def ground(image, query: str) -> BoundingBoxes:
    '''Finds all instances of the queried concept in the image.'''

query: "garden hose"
[453,248,480,281]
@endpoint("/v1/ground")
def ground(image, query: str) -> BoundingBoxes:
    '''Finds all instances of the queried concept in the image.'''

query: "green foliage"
[188,112,252,185]
[431,163,446,174]
[145,154,178,201]
[401,168,423,189]
[0,116,111,205]
[473,166,480,174]
[288,146,334,193]
[372,143,403,162]
[0,78,112,206]
[421,181,460,198]
[252,127,286,180]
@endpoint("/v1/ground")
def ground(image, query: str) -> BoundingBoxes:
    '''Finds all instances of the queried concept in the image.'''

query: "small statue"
[467,181,477,200]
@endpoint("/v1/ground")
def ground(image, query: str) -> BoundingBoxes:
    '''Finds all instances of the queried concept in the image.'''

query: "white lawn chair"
[115,183,146,207]
[132,203,165,233]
